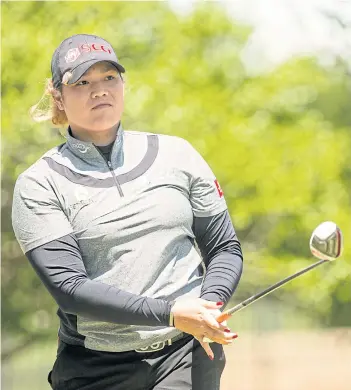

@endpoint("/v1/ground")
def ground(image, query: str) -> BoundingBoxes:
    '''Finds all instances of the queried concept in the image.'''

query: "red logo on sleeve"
[214,179,224,198]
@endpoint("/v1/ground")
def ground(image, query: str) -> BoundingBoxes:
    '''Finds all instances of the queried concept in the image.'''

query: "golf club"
[207,221,343,333]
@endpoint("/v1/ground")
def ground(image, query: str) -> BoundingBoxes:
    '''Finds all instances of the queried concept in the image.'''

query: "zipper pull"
[107,161,112,169]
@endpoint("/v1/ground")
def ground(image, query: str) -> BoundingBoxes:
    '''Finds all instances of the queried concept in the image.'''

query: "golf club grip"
[217,258,328,322]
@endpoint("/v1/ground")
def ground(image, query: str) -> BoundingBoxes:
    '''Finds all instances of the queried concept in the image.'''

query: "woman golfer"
[12,34,243,390]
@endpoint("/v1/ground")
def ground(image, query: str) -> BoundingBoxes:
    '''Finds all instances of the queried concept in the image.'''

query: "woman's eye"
[76,80,88,86]
[75,75,116,86]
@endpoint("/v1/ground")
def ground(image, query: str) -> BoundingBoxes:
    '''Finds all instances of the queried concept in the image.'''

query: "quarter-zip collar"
[65,122,124,169]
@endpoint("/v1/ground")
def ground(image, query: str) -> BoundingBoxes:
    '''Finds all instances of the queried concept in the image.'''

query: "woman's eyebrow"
[101,66,118,73]
[84,66,118,76]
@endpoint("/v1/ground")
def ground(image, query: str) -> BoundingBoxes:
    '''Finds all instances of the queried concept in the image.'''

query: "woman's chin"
[88,118,121,132]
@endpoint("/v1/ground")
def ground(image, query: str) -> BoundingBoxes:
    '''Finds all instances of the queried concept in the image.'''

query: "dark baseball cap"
[51,34,125,89]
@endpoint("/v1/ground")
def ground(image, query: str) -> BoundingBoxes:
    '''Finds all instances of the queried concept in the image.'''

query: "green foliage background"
[2,0,350,370]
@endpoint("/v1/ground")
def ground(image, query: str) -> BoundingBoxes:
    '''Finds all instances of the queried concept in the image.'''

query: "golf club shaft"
[216,258,328,323]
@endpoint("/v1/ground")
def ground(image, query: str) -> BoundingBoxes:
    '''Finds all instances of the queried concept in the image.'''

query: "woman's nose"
[92,89,108,98]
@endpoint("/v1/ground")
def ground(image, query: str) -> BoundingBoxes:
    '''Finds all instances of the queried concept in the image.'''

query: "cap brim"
[67,59,125,85]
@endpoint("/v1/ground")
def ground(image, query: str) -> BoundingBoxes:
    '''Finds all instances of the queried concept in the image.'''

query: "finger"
[202,322,239,343]
[203,336,236,346]
[202,313,234,342]
[200,300,224,310]
[204,330,238,345]
[217,320,228,330]
[198,339,214,360]
[203,311,231,334]
[203,311,222,330]
[208,310,229,329]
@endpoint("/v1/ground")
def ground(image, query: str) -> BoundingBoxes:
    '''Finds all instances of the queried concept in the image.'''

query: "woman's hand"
[171,298,238,360]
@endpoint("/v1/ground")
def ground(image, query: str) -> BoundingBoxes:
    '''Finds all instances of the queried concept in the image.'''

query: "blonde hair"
[30,79,68,126]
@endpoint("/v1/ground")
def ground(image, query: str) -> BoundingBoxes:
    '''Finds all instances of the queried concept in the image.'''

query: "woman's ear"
[54,96,65,111]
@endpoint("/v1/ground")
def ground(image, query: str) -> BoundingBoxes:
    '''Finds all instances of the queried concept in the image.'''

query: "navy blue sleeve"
[25,234,172,326]
[193,210,243,304]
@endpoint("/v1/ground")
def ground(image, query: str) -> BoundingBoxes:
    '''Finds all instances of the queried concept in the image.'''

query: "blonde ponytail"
[30,79,68,126]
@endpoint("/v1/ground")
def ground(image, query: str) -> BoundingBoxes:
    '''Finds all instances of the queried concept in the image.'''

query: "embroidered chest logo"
[71,187,93,210]
[72,143,90,154]
[214,179,224,198]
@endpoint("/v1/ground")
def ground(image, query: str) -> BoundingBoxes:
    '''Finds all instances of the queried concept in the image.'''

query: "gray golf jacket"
[12,124,243,352]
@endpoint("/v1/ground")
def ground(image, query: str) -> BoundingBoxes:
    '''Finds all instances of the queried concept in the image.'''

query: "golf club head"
[310,221,343,261]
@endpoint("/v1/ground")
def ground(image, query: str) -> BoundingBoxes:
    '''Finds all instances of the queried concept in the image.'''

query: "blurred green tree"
[2,1,350,361]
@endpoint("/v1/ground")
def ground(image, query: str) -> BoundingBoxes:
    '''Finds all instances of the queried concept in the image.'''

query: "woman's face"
[59,61,124,134]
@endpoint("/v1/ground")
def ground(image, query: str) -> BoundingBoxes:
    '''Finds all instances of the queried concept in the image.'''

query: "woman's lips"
[92,104,112,110]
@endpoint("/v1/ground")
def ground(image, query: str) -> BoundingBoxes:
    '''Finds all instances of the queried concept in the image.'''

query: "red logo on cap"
[79,43,112,54]
[64,44,112,63]
[214,179,224,198]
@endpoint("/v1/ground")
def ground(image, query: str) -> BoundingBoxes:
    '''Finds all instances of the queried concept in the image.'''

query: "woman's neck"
[69,122,120,146]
